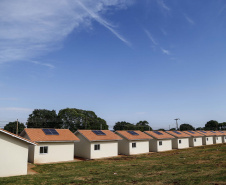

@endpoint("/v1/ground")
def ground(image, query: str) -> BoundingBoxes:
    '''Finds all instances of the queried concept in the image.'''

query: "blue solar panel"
[42,129,59,135]
[92,130,106,135]
[173,131,181,134]
[188,131,195,134]
[219,131,224,133]
[127,131,139,135]
[210,131,216,133]
[153,131,163,135]
[200,130,206,133]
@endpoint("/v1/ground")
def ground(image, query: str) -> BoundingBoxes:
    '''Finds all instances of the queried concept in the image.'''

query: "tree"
[27,109,61,128]
[58,108,108,132]
[204,120,218,130]
[4,121,26,134]
[170,128,176,131]
[196,127,204,130]
[218,122,226,130]
[113,121,135,131]
[136,120,152,131]
[179,123,195,131]
[158,128,165,131]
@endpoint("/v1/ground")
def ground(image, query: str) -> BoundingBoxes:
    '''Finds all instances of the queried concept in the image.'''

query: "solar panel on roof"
[153,131,163,135]
[127,131,139,135]
[188,131,195,134]
[92,130,106,135]
[200,130,206,133]
[42,129,59,135]
[173,131,181,134]
[210,131,216,133]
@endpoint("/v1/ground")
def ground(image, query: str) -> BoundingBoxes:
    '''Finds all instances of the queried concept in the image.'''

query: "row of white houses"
[0,128,225,177]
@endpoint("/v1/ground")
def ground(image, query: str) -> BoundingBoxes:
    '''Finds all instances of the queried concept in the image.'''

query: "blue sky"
[1,0,226,130]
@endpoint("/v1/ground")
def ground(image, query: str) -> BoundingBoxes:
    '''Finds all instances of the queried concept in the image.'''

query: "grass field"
[1,144,226,185]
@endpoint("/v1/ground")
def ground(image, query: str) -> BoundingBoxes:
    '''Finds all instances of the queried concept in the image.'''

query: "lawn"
[1,144,226,185]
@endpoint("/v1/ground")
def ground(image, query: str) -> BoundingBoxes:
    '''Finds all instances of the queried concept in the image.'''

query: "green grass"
[1,144,226,185]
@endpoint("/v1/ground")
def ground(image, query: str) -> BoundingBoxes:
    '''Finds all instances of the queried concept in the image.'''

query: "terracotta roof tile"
[77,130,122,141]
[166,130,191,138]
[144,131,174,139]
[116,130,152,140]
[183,131,204,137]
[196,130,217,136]
[0,128,36,145]
[22,128,79,142]
[216,131,226,135]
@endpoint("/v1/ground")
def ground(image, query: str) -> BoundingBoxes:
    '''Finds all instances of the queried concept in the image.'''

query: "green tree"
[170,128,176,131]
[27,109,61,128]
[196,127,204,130]
[136,120,152,131]
[113,121,135,131]
[158,128,166,131]
[218,122,226,130]
[4,121,26,134]
[58,108,108,132]
[179,123,195,131]
[204,120,218,130]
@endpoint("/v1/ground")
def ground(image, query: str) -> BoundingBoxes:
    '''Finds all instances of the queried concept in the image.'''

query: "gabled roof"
[196,130,216,136]
[205,130,225,136]
[144,131,174,139]
[116,130,152,141]
[166,130,191,138]
[20,128,79,142]
[0,128,36,145]
[216,131,226,136]
[183,131,204,137]
[76,130,122,142]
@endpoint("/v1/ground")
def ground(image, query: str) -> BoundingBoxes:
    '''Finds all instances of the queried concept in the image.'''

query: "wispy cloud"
[0,0,132,65]
[157,0,170,11]
[144,29,158,45]
[161,48,171,55]
[0,107,33,112]
[184,14,195,25]
[30,60,55,69]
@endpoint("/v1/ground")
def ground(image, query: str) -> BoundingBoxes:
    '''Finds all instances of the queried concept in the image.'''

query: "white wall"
[32,142,74,164]
[0,132,29,177]
[222,136,226,143]
[189,137,202,147]
[213,136,222,144]
[128,140,149,155]
[202,136,213,145]
[149,139,172,152]
[74,133,90,159]
[90,141,118,159]
[172,138,189,149]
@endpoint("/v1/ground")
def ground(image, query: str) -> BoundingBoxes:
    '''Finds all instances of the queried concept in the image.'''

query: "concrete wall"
[149,139,157,152]
[222,136,226,143]
[189,137,202,147]
[172,138,189,149]
[32,142,74,164]
[74,133,90,159]
[128,140,149,155]
[149,139,172,152]
[118,138,130,155]
[0,132,29,177]
[202,136,213,145]
[213,136,222,144]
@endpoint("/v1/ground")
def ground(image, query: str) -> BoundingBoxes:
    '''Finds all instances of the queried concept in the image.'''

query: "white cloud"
[184,14,195,25]
[30,60,55,69]
[144,29,158,45]
[161,48,171,55]
[0,0,132,64]
[157,0,170,11]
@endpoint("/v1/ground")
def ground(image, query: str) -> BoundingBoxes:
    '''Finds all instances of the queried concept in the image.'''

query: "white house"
[0,128,36,177]
[196,130,214,145]
[218,131,226,143]
[166,131,191,149]
[209,131,223,144]
[116,130,152,155]
[74,130,122,159]
[20,128,79,164]
[144,131,174,152]
[183,131,203,147]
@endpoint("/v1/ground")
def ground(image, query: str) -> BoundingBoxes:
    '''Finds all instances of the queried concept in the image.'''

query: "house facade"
[210,131,223,144]
[20,128,79,164]
[166,131,191,149]
[144,131,174,152]
[0,128,36,177]
[74,130,122,159]
[116,130,152,155]
[183,131,203,147]
[219,131,226,143]
[196,130,214,145]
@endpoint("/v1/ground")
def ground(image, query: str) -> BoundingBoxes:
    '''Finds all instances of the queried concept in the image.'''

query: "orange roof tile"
[116,130,152,140]
[206,130,225,136]
[166,130,191,138]
[144,131,174,139]
[196,130,216,136]
[216,131,226,135]
[21,128,79,142]
[0,128,36,145]
[77,130,122,141]
[183,131,204,137]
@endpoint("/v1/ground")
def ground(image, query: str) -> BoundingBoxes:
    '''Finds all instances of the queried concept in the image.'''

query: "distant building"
[196,130,214,145]
[20,128,79,164]
[116,130,152,155]
[209,131,223,144]
[0,128,36,177]
[144,131,174,152]
[166,131,191,149]
[183,131,203,147]
[74,130,122,159]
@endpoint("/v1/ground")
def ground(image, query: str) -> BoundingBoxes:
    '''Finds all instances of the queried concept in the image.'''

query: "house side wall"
[189,137,202,147]
[90,141,118,159]
[177,138,189,149]
[33,142,74,164]
[149,139,158,152]
[0,132,29,177]
[118,138,130,155]
[213,136,222,144]
[157,139,172,152]
[28,145,35,163]
[222,136,226,143]
[74,133,90,159]
[128,140,149,155]
[203,136,213,145]
[172,138,178,149]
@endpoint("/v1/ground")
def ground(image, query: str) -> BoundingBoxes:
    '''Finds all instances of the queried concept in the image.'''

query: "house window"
[206,138,208,141]
[216,137,218,140]
[132,143,136,148]
[179,140,182,144]
[194,138,196,142]
[40,146,48,154]
[159,141,162,146]
[94,144,100,150]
